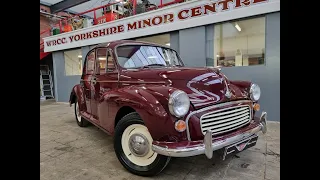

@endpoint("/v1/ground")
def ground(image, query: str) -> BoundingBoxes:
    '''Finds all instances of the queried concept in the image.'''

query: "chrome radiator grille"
[200,105,251,136]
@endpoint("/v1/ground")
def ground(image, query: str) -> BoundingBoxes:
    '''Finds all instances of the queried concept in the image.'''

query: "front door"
[81,49,96,119]
[90,48,118,128]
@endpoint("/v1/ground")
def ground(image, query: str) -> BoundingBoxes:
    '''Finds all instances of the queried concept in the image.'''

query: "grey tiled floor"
[40,101,280,180]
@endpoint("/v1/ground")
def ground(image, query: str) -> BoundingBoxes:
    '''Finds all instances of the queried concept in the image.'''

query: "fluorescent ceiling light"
[235,23,241,32]
[99,57,106,60]
[78,55,82,58]
[148,56,158,59]
[166,43,170,46]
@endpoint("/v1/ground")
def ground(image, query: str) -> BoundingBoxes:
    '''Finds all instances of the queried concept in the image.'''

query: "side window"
[96,48,107,74]
[85,50,95,75]
[106,50,116,72]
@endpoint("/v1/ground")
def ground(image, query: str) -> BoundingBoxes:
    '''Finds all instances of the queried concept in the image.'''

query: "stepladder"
[40,65,54,99]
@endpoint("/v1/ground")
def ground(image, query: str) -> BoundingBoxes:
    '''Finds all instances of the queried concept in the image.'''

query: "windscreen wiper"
[141,64,165,68]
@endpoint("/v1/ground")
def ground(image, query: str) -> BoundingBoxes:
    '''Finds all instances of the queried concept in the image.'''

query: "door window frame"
[94,48,118,76]
[83,47,119,77]
[83,49,96,76]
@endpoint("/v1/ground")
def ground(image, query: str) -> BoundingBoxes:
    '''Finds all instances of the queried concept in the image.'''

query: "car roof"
[95,40,170,49]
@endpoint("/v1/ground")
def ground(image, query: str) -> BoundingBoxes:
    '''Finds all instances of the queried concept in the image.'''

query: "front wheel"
[114,112,171,176]
[74,99,89,127]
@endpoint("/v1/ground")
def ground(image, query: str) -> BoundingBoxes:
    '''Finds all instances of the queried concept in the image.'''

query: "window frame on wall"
[133,32,171,47]
[63,48,83,76]
[211,15,266,68]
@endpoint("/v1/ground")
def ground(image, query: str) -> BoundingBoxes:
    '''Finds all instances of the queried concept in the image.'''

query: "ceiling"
[42,0,64,4]
[41,0,100,14]
[41,0,178,15]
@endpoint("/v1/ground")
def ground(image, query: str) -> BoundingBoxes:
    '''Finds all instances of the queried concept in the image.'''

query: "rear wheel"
[74,99,89,127]
[114,112,171,176]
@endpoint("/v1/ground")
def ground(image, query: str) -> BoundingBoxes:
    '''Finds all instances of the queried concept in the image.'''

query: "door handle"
[92,77,97,85]
[80,81,84,87]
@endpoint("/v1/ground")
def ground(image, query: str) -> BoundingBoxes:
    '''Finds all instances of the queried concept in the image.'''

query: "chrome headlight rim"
[249,83,261,102]
[168,90,190,117]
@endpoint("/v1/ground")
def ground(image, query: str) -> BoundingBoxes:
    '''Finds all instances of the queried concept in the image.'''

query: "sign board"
[44,0,280,52]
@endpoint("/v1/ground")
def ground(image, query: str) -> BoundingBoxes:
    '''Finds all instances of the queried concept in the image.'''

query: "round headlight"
[250,84,261,101]
[168,90,190,117]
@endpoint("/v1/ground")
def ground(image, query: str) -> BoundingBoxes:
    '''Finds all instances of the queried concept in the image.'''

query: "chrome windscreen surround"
[185,100,252,141]
[199,105,251,136]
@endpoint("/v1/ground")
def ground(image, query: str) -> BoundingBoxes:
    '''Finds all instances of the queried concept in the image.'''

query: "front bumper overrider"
[152,112,267,159]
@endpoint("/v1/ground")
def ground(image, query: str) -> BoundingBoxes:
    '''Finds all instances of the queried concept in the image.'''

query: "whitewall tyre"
[114,112,171,176]
[74,99,89,127]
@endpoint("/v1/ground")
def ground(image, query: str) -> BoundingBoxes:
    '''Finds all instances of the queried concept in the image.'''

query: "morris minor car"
[69,40,267,176]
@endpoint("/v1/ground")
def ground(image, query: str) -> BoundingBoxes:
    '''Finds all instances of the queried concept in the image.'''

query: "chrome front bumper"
[152,112,267,159]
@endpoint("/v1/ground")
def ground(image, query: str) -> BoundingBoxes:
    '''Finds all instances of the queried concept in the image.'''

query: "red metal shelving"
[40,0,184,60]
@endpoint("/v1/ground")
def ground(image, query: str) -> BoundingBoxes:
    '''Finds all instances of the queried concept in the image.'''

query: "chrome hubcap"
[121,124,158,166]
[128,133,150,157]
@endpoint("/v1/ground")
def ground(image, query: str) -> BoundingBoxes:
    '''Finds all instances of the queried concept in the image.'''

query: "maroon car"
[69,40,267,176]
